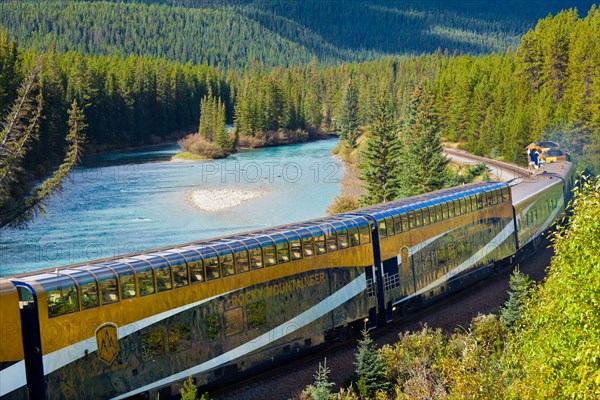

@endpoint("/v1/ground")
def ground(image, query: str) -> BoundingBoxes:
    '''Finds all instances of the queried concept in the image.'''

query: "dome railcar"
[0,159,573,399]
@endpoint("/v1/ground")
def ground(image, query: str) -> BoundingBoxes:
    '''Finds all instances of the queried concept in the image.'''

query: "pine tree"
[354,329,391,397]
[337,80,360,147]
[312,358,335,400]
[398,83,449,197]
[0,60,43,210]
[359,92,402,206]
[198,93,216,141]
[500,268,533,332]
[214,98,233,155]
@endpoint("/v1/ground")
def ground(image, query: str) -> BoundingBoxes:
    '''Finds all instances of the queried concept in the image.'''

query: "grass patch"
[173,152,209,161]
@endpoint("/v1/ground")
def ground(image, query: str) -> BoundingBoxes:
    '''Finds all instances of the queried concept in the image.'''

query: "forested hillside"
[2,6,599,224]
[0,1,596,68]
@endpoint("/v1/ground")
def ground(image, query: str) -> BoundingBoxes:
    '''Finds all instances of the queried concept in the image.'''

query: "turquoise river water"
[0,138,342,276]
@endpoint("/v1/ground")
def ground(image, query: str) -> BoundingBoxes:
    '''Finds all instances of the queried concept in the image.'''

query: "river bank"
[175,129,335,161]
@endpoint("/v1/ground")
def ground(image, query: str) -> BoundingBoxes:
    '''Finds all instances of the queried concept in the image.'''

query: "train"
[0,151,573,399]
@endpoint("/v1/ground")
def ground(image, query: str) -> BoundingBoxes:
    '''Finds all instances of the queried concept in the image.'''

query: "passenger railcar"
[0,159,573,399]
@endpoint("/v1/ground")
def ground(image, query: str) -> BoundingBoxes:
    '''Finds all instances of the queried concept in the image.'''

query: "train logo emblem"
[96,323,119,366]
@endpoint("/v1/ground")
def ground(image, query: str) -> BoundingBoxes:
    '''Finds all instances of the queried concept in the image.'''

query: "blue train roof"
[9,181,507,286]
[348,181,507,222]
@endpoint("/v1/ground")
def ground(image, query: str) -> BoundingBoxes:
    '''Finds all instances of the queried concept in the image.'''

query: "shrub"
[179,134,228,159]
[504,176,600,399]
[327,194,360,214]
[237,134,266,148]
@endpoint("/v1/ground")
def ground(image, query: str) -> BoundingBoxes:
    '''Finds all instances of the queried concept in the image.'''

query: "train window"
[221,252,235,277]
[386,217,395,236]
[348,225,360,246]
[247,302,266,329]
[224,308,244,336]
[407,212,415,229]
[393,215,402,233]
[168,322,191,352]
[302,236,315,257]
[422,208,430,225]
[277,242,290,264]
[454,200,461,216]
[250,248,263,269]
[432,204,440,221]
[476,194,484,209]
[427,206,435,224]
[459,198,467,214]
[379,219,388,238]
[502,187,510,203]
[141,329,166,361]
[437,245,447,271]
[189,260,204,283]
[448,201,455,218]
[137,266,155,297]
[206,256,221,279]
[326,229,338,252]
[155,264,172,292]
[441,203,448,220]
[206,315,220,341]
[46,279,80,318]
[235,250,250,273]
[263,244,277,267]
[81,280,99,310]
[290,239,302,260]
[172,263,189,288]
[337,227,349,249]
[315,233,327,255]
[487,191,496,206]
[119,271,136,299]
[99,274,119,305]
[415,210,422,227]
[359,224,371,243]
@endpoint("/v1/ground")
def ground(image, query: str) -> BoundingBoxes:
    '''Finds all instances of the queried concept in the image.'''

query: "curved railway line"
[212,245,555,400]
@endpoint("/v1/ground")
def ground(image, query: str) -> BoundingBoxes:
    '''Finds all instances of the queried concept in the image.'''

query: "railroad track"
[211,242,554,400]
[444,148,529,182]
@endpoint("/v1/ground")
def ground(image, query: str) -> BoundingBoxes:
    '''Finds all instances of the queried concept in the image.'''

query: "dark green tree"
[500,268,534,332]
[354,329,391,397]
[398,83,449,197]
[337,80,360,147]
[214,98,234,155]
[359,92,402,206]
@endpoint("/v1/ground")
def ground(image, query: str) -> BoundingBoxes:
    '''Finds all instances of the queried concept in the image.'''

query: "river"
[0,138,342,276]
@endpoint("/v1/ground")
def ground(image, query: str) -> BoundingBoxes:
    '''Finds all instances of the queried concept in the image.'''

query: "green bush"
[504,176,600,399]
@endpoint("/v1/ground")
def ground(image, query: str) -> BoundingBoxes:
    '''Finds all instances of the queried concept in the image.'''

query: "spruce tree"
[500,268,533,332]
[312,358,335,400]
[337,80,360,147]
[359,92,402,206]
[398,83,449,197]
[354,329,391,397]
[214,98,234,155]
